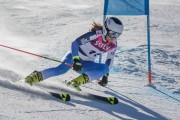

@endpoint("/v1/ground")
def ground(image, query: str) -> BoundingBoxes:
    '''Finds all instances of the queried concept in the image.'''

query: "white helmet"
[103,17,123,38]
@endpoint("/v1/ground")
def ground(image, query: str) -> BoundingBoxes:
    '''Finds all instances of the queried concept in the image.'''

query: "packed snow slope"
[0,0,179,120]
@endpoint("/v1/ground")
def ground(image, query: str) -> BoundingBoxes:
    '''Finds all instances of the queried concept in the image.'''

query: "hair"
[90,22,103,31]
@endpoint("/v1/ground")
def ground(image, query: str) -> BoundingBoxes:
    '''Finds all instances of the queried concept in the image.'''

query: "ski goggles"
[107,30,121,38]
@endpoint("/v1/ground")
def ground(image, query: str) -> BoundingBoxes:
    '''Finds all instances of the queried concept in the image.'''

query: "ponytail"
[90,22,103,31]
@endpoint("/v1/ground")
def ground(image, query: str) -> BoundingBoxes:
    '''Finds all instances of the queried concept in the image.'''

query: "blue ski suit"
[41,30,117,81]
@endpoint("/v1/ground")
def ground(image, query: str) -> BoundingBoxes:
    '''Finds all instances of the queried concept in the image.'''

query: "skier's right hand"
[73,56,82,71]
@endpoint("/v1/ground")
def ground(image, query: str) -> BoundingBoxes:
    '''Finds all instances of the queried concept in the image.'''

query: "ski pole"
[0,44,73,66]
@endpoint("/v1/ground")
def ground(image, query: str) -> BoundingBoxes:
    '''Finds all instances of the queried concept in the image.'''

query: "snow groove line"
[149,85,180,103]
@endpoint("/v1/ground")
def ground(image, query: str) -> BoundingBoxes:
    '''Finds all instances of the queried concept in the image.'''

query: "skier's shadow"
[72,99,166,120]
[37,83,169,120]
[105,87,169,120]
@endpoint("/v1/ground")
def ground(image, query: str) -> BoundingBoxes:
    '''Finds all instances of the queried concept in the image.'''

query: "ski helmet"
[103,17,123,38]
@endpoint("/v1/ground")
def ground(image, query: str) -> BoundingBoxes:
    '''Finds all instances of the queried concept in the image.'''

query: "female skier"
[25,17,124,91]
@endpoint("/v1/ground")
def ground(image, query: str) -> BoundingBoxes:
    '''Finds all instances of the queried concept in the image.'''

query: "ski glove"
[98,73,109,87]
[73,56,83,71]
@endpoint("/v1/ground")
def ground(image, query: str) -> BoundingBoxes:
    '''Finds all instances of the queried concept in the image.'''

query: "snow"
[0,0,179,120]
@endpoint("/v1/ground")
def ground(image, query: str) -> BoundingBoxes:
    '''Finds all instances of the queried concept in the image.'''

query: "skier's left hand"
[98,73,109,87]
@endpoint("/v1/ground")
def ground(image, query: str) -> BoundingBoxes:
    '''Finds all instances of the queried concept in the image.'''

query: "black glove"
[98,73,109,87]
[73,58,83,71]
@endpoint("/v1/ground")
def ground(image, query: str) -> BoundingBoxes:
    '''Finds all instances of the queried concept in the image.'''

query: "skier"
[25,17,124,91]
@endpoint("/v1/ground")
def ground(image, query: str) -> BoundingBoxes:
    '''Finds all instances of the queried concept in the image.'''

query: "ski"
[48,92,71,102]
[87,93,119,105]
[14,79,117,104]
[58,82,119,105]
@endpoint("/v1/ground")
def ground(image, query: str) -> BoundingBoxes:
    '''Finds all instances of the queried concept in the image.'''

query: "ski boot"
[98,73,109,87]
[25,71,43,86]
[66,74,89,91]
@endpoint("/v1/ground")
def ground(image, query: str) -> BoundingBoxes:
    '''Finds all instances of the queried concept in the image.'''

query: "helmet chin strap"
[103,35,108,42]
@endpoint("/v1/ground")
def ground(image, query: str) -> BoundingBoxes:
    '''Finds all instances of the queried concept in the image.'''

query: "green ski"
[87,93,119,105]
[59,82,119,105]
[49,92,71,102]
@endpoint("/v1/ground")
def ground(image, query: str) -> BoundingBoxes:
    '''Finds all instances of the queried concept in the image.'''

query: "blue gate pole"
[99,0,109,63]
[147,14,152,84]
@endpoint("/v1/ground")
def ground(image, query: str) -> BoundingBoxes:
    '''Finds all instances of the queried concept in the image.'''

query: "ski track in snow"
[0,0,180,120]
